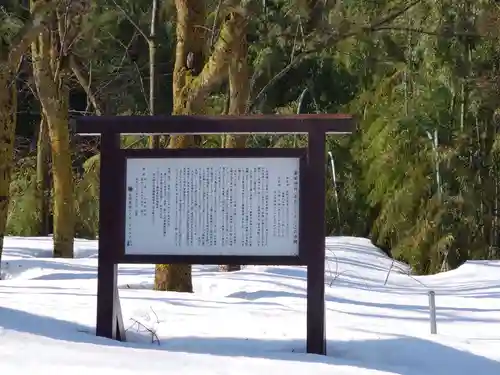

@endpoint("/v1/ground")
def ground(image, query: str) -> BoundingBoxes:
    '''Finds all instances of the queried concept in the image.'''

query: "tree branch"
[248,0,425,112]
[373,26,484,38]
[188,6,249,108]
[8,1,57,71]
[248,49,317,113]
[69,55,103,115]
[209,0,224,49]
[110,0,150,41]
[368,0,423,31]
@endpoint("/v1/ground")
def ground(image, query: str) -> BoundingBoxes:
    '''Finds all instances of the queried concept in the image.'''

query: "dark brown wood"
[96,132,125,341]
[115,148,308,262]
[121,254,304,265]
[306,129,327,355]
[114,283,126,341]
[74,114,353,135]
[120,147,307,159]
[75,114,354,355]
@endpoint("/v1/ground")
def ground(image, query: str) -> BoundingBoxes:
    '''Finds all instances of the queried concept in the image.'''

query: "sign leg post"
[96,261,118,339]
[306,129,327,355]
[96,132,121,340]
[74,116,354,350]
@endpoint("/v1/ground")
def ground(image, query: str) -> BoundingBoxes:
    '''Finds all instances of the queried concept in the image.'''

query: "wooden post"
[96,132,123,340]
[75,114,353,353]
[306,128,327,355]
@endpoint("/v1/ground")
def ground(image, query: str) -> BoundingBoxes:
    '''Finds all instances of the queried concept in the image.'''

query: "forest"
[1,0,500,292]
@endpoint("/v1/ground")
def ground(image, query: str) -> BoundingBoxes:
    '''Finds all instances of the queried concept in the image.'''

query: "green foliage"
[7,0,500,273]
[0,3,23,59]
[74,155,100,239]
[7,157,40,236]
[346,0,500,273]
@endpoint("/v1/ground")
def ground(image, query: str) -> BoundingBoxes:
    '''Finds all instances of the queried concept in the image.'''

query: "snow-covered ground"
[1,236,499,374]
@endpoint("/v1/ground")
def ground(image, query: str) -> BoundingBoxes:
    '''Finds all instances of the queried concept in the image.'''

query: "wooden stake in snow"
[428,290,437,334]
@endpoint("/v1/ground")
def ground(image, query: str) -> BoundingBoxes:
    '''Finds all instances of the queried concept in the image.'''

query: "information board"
[124,157,300,256]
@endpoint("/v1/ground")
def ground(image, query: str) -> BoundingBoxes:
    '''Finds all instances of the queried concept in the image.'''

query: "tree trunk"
[154,0,247,291]
[31,4,75,258]
[154,0,206,293]
[0,2,55,263]
[0,71,17,263]
[219,11,249,273]
[45,92,74,258]
[35,113,51,236]
[148,0,161,149]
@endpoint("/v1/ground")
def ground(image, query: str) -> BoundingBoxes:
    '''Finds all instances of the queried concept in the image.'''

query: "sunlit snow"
[1,236,499,374]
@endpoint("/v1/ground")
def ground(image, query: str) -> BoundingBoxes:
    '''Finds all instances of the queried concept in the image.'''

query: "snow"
[1,235,500,374]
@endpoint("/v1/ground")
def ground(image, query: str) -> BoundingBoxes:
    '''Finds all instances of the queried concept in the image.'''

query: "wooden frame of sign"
[74,114,354,355]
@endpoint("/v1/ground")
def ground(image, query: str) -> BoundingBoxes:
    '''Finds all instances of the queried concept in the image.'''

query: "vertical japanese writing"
[186,167,193,247]
[229,167,237,246]
[125,158,300,255]
[126,186,133,247]
[166,168,171,231]
[207,167,215,246]
[151,168,157,224]
[194,168,201,246]
[292,169,298,245]
[140,167,147,217]
[134,176,139,217]
[174,167,181,247]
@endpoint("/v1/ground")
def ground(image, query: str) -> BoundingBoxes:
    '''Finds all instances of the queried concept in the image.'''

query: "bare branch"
[248,49,317,113]
[134,60,149,109]
[86,30,139,99]
[104,30,139,72]
[209,0,224,49]
[373,26,484,38]
[8,1,58,71]
[69,55,103,115]
[110,0,150,41]
[248,0,426,112]
[368,0,423,31]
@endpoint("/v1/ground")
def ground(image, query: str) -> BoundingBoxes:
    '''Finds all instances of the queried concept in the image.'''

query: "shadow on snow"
[0,306,498,375]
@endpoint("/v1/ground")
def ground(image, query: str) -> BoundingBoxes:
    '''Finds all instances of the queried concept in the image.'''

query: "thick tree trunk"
[31,8,75,258]
[47,93,73,257]
[154,0,247,291]
[219,12,249,273]
[44,92,74,258]
[35,113,51,236]
[0,71,17,263]
[154,0,207,293]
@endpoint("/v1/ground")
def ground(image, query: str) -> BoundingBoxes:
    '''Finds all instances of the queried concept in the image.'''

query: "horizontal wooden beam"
[73,114,354,135]
[119,254,305,266]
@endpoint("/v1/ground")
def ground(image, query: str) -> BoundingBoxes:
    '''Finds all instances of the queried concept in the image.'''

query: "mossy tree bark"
[30,0,91,257]
[154,0,248,291]
[219,12,250,273]
[0,68,18,265]
[35,113,51,236]
[0,2,56,263]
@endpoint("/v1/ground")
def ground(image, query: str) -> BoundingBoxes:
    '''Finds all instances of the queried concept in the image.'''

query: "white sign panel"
[124,157,300,256]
